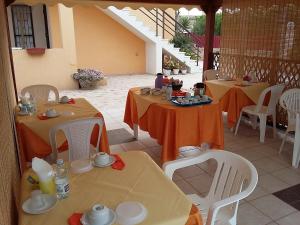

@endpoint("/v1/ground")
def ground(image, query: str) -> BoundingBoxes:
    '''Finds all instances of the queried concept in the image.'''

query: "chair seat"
[188,194,233,225]
[242,105,268,115]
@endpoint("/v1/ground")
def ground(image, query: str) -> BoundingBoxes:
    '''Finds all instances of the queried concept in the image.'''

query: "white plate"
[42,112,60,118]
[93,155,116,168]
[80,208,116,225]
[116,202,147,225]
[22,194,57,215]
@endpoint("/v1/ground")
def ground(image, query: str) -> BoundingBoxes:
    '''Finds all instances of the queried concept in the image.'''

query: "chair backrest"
[49,117,104,161]
[204,70,219,80]
[163,150,258,225]
[255,84,285,114]
[280,88,300,127]
[21,84,59,102]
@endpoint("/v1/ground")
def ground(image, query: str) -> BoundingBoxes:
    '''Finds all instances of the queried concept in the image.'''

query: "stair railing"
[139,8,203,66]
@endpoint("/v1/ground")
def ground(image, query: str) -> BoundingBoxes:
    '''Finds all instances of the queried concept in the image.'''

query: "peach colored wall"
[13,49,77,91]
[130,8,175,40]
[48,4,62,48]
[73,6,146,75]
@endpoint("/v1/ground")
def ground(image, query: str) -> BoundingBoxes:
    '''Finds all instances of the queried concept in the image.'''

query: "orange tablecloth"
[206,87,255,128]
[19,151,202,225]
[124,88,224,162]
[16,98,110,172]
[205,81,269,128]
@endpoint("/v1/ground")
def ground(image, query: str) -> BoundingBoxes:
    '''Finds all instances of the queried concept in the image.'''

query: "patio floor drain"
[273,183,300,210]
[107,128,135,145]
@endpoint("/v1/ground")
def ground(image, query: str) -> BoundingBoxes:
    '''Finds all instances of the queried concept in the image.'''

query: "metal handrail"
[139,8,201,66]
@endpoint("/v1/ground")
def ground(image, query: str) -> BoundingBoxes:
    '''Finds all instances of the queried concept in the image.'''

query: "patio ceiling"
[5,0,223,10]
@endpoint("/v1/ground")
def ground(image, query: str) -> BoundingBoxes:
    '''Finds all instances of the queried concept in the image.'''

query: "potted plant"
[163,60,172,76]
[180,63,187,75]
[172,60,180,75]
[72,69,105,89]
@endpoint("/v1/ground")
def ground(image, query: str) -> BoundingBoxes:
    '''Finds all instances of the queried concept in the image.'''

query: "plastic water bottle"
[55,159,70,199]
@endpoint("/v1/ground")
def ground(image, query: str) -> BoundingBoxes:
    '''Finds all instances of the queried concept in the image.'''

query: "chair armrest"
[163,150,216,179]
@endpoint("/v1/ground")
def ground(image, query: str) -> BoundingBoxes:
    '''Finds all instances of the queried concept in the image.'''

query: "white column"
[146,42,162,75]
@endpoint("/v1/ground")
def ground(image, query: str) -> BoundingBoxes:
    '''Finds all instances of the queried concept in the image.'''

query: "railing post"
[162,10,165,39]
[197,47,199,66]
[155,8,158,36]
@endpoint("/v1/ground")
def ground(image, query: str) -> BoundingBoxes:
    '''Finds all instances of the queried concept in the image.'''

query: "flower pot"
[181,69,187,75]
[172,69,179,75]
[26,48,46,55]
[163,69,171,76]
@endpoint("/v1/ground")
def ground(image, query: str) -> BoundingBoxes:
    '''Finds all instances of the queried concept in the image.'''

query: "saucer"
[80,208,116,225]
[93,155,116,168]
[22,194,57,215]
[43,112,60,118]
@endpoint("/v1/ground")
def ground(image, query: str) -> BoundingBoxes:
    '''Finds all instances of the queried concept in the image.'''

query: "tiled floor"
[61,74,300,225]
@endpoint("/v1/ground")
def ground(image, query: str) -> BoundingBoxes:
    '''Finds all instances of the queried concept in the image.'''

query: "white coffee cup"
[60,96,69,103]
[87,204,110,225]
[46,108,57,117]
[94,152,109,165]
[29,190,45,210]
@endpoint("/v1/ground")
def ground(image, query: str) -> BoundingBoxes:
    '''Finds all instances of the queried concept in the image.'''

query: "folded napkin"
[68,98,75,104]
[37,114,48,120]
[68,213,83,225]
[111,154,125,170]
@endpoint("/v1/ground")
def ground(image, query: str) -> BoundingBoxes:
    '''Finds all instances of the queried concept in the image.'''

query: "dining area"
[13,72,300,225]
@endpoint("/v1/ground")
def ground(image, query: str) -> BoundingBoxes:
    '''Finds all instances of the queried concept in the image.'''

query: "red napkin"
[68,213,83,225]
[111,154,125,170]
[172,90,187,97]
[37,114,48,120]
[68,98,75,104]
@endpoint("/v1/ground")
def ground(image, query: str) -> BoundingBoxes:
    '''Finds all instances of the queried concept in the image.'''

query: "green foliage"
[214,13,222,35]
[192,15,206,35]
[179,16,191,30]
[170,33,192,50]
[192,13,222,35]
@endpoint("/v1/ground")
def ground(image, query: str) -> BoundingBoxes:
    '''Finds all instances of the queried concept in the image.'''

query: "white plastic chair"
[279,89,300,152]
[21,84,59,102]
[49,118,104,161]
[235,84,285,143]
[204,70,219,80]
[163,150,258,225]
[279,89,300,167]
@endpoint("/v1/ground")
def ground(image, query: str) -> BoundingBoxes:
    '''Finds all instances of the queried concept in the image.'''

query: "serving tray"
[171,96,212,107]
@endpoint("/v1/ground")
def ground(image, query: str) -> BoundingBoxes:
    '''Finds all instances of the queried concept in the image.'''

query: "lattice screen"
[219,0,300,126]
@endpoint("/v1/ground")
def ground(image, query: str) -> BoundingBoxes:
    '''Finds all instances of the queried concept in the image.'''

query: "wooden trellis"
[219,0,300,126]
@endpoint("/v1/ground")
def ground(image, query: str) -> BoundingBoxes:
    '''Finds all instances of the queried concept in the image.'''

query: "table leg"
[133,124,139,140]
[292,113,300,168]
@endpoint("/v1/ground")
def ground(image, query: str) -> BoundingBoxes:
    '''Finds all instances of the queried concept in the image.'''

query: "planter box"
[26,48,46,55]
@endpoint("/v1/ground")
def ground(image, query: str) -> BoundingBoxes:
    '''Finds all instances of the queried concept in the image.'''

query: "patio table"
[205,80,269,128]
[16,98,110,172]
[19,151,202,225]
[124,87,224,163]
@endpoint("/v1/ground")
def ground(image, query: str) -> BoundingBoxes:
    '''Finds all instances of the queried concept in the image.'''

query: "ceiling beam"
[5,0,223,9]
